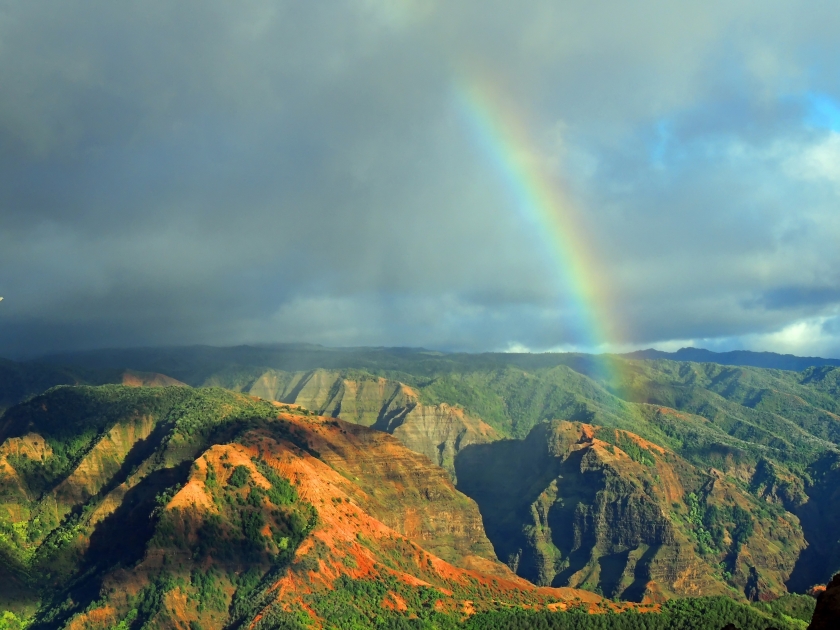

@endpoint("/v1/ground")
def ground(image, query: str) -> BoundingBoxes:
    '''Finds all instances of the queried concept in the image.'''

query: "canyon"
[2,346,840,628]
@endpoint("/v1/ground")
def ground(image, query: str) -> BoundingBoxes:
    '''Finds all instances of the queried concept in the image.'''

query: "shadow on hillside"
[597,550,631,598]
[619,545,658,602]
[456,433,608,588]
[788,453,840,592]
[30,462,192,630]
[85,461,192,572]
[456,436,563,583]
[91,418,175,503]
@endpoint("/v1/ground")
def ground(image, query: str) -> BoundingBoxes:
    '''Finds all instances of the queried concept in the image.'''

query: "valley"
[1,346,839,628]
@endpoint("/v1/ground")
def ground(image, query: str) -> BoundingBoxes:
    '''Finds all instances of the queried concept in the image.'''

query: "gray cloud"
[752,286,840,310]
[2,1,840,358]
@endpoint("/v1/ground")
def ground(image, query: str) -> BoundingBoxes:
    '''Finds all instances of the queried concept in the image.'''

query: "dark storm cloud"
[753,286,840,311]
[2,0,840,357]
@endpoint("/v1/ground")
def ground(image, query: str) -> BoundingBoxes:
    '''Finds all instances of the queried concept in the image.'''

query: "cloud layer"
[2,0,840,358]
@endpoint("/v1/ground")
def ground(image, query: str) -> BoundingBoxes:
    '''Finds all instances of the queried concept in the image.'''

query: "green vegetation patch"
[257,592,807,630]
[462,597,798,629]
[0,611,26,630]
[752,593,816,625]
[307,574,448,628]
[679,490,755,567]
[228,465,251,488]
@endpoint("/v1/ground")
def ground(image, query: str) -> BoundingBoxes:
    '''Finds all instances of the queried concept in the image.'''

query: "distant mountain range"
[624,346,840,371]
[40,343,840,378]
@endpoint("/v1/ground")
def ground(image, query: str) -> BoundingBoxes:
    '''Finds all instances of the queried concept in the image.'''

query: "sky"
[2,0,840,359]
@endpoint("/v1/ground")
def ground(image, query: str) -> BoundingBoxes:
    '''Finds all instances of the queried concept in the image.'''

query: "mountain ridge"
[625,347,840,372]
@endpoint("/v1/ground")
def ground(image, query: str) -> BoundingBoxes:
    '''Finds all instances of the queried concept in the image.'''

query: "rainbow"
[453,80,622,366]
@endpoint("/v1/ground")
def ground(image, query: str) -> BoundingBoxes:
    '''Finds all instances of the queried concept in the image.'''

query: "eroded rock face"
[119,370,187,388]
[245,369,408,427]
[378,402,499,480]
[240,369,500,480]
[456,420,806,601]
[307,417,510,577]
[809,573,840,630]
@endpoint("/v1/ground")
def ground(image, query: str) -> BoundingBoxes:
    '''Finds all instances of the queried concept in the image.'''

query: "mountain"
[0,385,601,629]
[35,344,840,448]
[434,359,840,595]
[625,347,840,372]
[10,345,840,625]
[38,343,840,383]
[205,367,500,480]
[126,354,840,598]
[0,384,813,629]
[0,357,186,416]
[27,345,840,591]
[457,420,805,601]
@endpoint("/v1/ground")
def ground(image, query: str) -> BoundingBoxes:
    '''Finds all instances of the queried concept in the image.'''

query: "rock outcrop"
[456,420,806,601]
[304,415,508,577]
[809,573,840,630]
[119,370,187,388]
[375,401,500,482]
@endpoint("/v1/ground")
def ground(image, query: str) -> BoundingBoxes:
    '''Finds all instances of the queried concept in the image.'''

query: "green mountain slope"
[10,346,840,604]
[173,351,840,594]
[0,385,814,630]
[0,357,185,417]
[457,420,806,601]
[43,345,840,458]
[625,347,840,371]
[0,385,593,628]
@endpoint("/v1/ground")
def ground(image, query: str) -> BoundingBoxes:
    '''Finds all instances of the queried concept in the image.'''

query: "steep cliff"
[376,400,500,482]
[787,452,840,591]
[456,420,806,601]
[302,413,507,577]
[228,368,500,479]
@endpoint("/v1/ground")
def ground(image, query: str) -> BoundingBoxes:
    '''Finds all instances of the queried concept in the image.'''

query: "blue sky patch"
[804,92,840,132]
